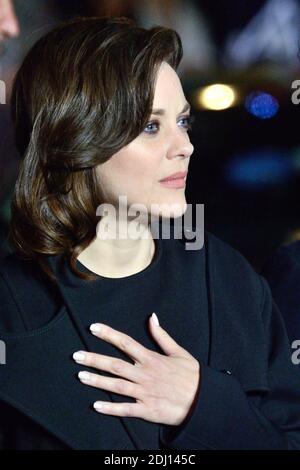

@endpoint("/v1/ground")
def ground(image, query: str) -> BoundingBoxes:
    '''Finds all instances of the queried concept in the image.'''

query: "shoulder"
[0,251,46,291]
[0,252,62,333]
[175,229,267,314]
[202,233,278,389]
[204,231,265,298]
[202,231,276,340]
[205,231,254,268]
[175,228,265,298]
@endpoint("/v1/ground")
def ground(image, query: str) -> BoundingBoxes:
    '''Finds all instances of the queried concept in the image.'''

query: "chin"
[150,201,187,220]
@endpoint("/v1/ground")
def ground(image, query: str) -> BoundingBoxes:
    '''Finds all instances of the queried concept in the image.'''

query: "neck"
[77,216,156,278]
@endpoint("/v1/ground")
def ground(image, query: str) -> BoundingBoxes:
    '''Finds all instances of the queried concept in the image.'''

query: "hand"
[72,313,200,426]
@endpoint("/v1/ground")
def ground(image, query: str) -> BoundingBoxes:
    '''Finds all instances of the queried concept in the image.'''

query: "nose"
[0,20,20,39]
[166,128,194,161]
[0,4,20,40]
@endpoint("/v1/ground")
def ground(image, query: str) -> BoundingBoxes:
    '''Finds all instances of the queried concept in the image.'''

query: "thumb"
[149,313,187,357]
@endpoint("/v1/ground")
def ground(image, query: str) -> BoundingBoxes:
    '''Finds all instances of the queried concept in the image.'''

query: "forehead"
[152,62,185,105]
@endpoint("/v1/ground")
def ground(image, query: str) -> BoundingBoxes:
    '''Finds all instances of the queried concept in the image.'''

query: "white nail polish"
[78,371,91,382]
[94,401,104,411]
[151,312,159,326]
[73,351,86,363]
[90,323,102,333]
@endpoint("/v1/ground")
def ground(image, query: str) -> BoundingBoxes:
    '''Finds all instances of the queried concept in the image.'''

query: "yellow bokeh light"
[197,84,237,110]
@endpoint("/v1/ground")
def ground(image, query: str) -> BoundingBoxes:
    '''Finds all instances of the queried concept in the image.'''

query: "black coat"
[0,232,300,450]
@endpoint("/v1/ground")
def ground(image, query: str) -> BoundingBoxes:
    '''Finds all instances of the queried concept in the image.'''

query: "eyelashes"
[144,114,195,135]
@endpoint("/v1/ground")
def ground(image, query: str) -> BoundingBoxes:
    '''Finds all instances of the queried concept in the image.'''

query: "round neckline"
[75,236,163,282]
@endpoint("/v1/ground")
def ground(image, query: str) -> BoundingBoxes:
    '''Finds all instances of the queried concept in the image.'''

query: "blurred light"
[284,229,300,244]
[245,91,279,119]
[197,84,237,110]
[224,149,292,189]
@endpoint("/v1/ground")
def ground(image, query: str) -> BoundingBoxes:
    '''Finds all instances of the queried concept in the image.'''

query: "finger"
[93,400,145,418]
[90,323,150,364]
[78,371,143,399]
[149,316,190,357]
[73,351,142,382]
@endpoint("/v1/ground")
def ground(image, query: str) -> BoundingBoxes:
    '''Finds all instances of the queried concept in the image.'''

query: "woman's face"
[96,61,194,220]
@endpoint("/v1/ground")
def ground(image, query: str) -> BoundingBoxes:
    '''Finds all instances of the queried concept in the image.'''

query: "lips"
[159,171,188,182]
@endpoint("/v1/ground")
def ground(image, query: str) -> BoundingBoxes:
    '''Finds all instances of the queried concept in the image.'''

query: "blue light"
[245,91,279,119]
[224,149,292,189]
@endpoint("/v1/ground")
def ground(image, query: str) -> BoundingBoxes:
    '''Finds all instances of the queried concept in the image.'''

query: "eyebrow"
[151,102,191,116]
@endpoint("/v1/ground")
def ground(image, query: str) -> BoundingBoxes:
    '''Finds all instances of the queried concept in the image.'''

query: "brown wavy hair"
[8,16,183,282]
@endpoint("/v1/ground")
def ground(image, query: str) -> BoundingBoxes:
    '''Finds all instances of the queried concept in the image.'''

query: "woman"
[0,16,300,450]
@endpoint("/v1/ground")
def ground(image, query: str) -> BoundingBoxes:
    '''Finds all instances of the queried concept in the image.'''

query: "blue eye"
[144,114,195,135]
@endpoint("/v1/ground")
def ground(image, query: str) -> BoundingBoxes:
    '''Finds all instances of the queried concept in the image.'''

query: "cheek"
[97,144,164,204]
[116,147,162,186]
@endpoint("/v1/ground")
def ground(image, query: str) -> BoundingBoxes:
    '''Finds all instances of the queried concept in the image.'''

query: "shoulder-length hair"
[8,16,183,282]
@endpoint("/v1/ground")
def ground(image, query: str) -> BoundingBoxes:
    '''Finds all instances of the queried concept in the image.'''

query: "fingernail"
[73,351,86,363]
[151,312,159,326]
[78,371,92,382]
[94,401,105,411]
[90,323,102,333]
